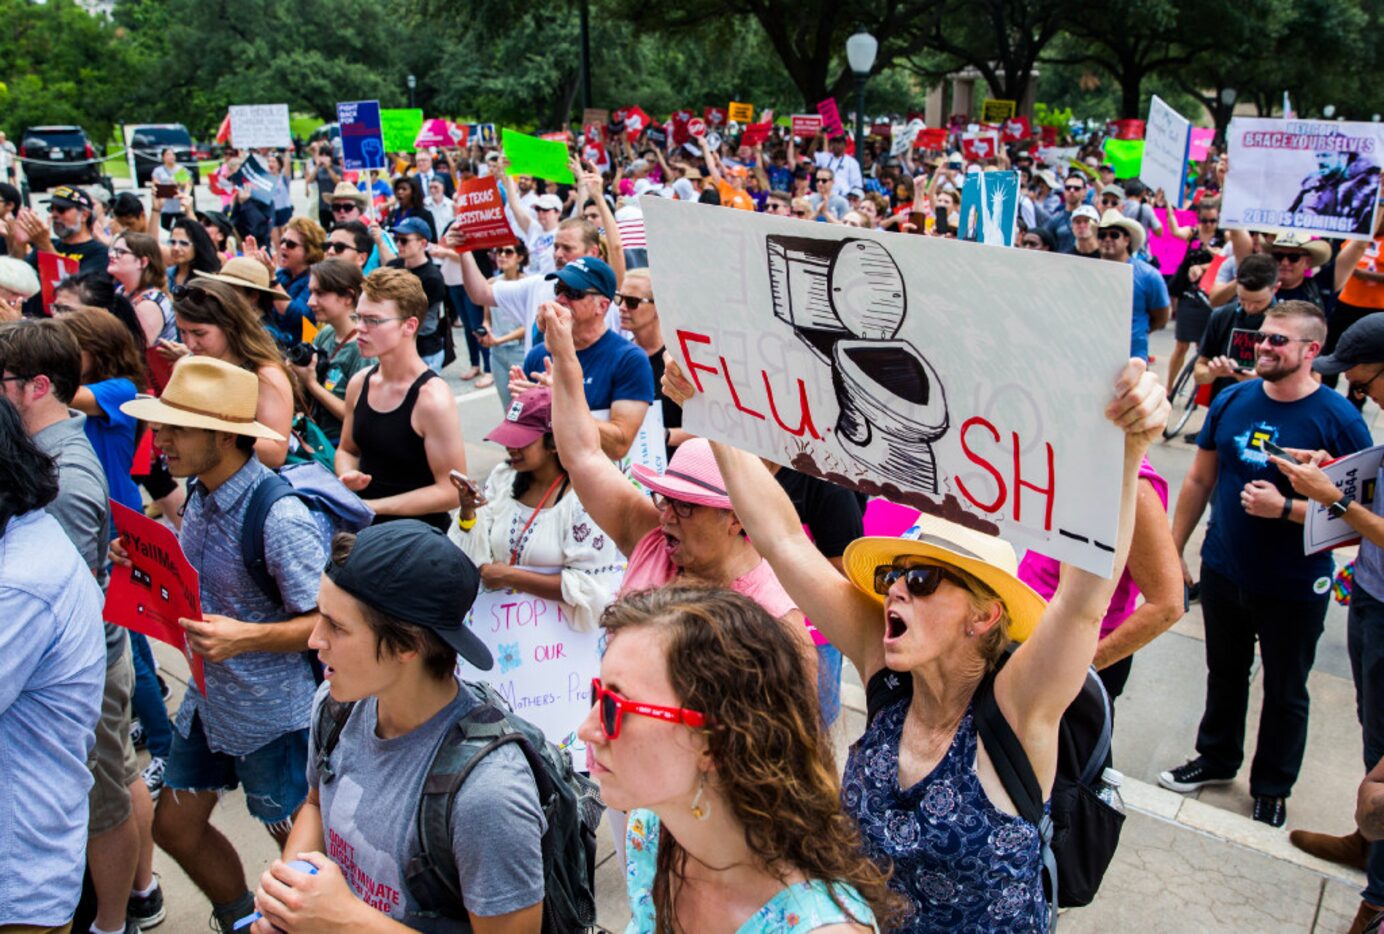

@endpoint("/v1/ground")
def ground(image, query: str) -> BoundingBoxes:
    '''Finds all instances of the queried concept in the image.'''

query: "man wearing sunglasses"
[1163,300,1373,827]
[513,257,653,461]
[326,184,395,272]
[14,186,109,317]
[1042,171,1089,252]
[1097,211,1170,361]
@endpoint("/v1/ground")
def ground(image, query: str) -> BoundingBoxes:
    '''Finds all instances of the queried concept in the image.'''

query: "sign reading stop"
[687,117,706,138]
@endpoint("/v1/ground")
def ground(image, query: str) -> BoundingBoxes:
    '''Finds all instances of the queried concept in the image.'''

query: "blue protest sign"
[337,100,385,171]
[958,170,1020,247]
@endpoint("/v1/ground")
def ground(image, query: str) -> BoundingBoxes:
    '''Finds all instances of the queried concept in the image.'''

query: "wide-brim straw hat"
[329,181,369,207]
[843,513,1048,643]
[1098,208,1146,254]
[1269,231,1332,268]
[121,356,285,440]
[190,256,290,300]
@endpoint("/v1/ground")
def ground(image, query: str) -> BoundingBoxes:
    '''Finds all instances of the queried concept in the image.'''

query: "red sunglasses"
[590,678,708,739]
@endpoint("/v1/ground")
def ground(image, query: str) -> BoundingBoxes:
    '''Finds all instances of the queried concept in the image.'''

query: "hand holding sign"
[179,614,256,664]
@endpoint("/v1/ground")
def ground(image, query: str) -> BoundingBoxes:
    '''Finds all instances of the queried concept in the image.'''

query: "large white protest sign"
[643,197,1133,576]
[1223,118,1384,240]
[229,104,291,149]
[456,573,605,760]
[1305,444,1384,553]
[1143,96,1192,207]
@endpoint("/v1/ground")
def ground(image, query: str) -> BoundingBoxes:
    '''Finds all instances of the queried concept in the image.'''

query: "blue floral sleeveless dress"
[841,698,1049,932]
[624,809,879,933]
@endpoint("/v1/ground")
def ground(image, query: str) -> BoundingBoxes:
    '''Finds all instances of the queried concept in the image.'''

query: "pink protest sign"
[1189,127,1214,163]
[1147,209,1197,274]
[863,498,922,537]
[817,98,845,137]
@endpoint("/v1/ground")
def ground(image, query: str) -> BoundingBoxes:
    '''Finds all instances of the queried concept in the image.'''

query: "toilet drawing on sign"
[766,234,948,492]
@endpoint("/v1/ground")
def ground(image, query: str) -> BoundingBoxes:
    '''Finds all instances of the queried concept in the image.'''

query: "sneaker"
[1182,431,1199,444]
[1187,581,1201,604]
[141,756,166,801]
[1158,758,1234,794]
[127,875,165,929]
[1253,794,1287,827]
[157,675,172,701]
[130,718,146,750]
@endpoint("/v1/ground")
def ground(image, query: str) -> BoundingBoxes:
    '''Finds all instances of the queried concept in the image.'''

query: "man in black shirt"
[1267,232,1331,307]
[387,217,449,373]
[14,185,109,317]
[1195,253,1280,405]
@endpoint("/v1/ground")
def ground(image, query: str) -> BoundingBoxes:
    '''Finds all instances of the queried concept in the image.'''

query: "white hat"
[533,194,563,212]
[1072,204,1101,224]
[0,256,41,299]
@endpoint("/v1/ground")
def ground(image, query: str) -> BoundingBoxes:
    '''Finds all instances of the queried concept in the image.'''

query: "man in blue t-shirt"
[1160,300,1373,828]
[1098,210,1170,361]
[511,256,653,461]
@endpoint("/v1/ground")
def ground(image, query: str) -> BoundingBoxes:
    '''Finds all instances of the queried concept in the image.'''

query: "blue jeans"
[1349,584,1384,904]
[816,642,843,727]
[129,633,172,758]
[448,284,488,371]
[165,713,308,828]
[490,340,527,414]
[421,348,445,374]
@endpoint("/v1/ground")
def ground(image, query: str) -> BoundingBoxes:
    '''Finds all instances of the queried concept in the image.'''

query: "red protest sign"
[1002,115,1032,142]
[791,114,822,138]
[1198,253,1228,294]
[914,127,949,150]
[961,131,1000,161]
[540,130,572,143]
[454,177,517,250]
[740,122,772,146]
[37,251,79,315]
[871,122,893,138]
[687,117,707,138]
[704,106,727,128]
[583,123,604,144]
[623,105,652,138]
[671,110,694,146]
[105,501,206,695]
[1040,125,1058,146]
[816,98,844,137]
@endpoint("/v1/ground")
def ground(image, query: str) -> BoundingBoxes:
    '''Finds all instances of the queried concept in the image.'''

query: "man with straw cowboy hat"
[324,180,396,271]
[115,356,327,934]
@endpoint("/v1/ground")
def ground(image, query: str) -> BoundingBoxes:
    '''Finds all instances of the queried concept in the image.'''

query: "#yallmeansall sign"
[643,198,1133,577]
[817,98,845,137]
[980,99,1017,123]
[1143,95,1193,207]
[380,108,424,153]
[455,575,605,758]
[228,104,291,149]
[960,131,1000,161]
[792,114,823,138]
[105,501,207,694]
[1222,117,1384,240]
[453,177,516,250]
[38,250,79,315]
[1305,443,1384,553]
[337,100,385,171]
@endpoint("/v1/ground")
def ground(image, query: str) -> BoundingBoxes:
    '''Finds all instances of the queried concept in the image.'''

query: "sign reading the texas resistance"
[1223,117,1384,240]
[643,197,1134,577]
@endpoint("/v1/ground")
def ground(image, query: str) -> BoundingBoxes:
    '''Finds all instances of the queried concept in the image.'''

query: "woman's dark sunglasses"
[873,563,968,597]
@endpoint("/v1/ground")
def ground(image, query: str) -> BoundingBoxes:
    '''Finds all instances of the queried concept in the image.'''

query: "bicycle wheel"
[1163,358,1199,439]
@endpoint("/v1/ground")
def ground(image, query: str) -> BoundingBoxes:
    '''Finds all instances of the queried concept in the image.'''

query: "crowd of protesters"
[3,98,1384,934]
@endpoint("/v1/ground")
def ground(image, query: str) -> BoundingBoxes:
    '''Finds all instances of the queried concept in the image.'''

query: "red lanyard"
[509,473,567,565]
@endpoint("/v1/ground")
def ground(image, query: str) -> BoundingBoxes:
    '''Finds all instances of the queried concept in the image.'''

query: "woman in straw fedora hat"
[668,358,1168,932]
[164,277,295,468]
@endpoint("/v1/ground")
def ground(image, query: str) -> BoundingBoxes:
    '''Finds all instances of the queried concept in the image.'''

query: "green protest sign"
[502,128,574,183]
[381,108,424,153]
[1102,138,1145,179]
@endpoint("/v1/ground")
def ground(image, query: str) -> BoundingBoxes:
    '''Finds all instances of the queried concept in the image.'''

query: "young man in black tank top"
[335,268,467,532]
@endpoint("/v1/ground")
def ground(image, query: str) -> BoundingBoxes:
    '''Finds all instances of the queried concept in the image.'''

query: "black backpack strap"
[241,474,296,606]
[311,696,355,787]
[1079,670,1115,787]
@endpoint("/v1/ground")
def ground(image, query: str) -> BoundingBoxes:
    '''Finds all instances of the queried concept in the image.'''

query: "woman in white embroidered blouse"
[450,385,623,631]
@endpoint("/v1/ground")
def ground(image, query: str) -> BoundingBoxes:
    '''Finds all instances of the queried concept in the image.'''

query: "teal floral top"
[624,809,879,933]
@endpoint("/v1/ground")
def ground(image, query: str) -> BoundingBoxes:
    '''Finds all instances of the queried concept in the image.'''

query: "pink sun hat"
[631,437,733,510]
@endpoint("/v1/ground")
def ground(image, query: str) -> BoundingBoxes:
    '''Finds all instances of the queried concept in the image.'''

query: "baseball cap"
[390,217,432,240]
[1100,183,1126,198]
[534,194,564,212]
[44,185,94,211]
[1072,204,1101,223]
[324,520,492,670]
[545,256,616,299]
[847,187,864,199]
[1314,315,1384,375]
[486,387,553,448]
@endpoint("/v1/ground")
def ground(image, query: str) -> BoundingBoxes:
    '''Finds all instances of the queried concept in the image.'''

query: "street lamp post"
[1217,86,1237,147]
[1323,104,1337,119]
[407,74,417,109]
[846,30,877,166]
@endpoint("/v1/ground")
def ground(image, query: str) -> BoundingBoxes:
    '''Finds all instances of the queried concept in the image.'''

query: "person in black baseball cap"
[1313,313,1384,388]
[13,183,109,317]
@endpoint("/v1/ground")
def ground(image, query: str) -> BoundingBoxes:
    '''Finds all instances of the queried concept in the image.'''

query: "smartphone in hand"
[1260,439,1292,460]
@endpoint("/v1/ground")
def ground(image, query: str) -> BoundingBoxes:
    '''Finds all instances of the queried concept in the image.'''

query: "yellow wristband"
[457,516,477,531]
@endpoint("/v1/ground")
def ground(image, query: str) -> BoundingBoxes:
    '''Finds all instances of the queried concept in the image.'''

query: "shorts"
[1174,295,1213,343]
[165,713,309,826]
[87,651,138,835]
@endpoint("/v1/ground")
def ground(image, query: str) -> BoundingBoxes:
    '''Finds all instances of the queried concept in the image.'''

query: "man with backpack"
[248,521,579,933]
[116,356,327,934]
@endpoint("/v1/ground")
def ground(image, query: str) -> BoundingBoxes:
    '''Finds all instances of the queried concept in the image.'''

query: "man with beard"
[12,185,109,317]
[1160,300,1373,827]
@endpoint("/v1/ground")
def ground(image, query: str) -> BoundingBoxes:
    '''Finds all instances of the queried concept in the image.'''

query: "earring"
[690,774,711,821]
[966,626,975,637]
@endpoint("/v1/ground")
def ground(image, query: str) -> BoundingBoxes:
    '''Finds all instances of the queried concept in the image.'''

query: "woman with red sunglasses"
[579,586,902,933]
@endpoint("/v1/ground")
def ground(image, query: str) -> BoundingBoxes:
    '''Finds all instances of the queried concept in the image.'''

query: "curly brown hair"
[601,586,906,930]
[57,306,147,392]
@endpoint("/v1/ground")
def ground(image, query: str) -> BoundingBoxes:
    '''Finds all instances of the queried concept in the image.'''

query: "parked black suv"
[128,123,201,188]
[19,125,103,191]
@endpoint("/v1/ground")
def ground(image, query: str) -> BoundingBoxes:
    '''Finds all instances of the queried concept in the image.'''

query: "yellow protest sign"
[727,101,754,123]
[980,99,1017,123]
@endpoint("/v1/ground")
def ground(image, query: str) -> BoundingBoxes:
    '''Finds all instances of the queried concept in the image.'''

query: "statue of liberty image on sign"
[958,170,1020,247]
[766,234,949,493]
